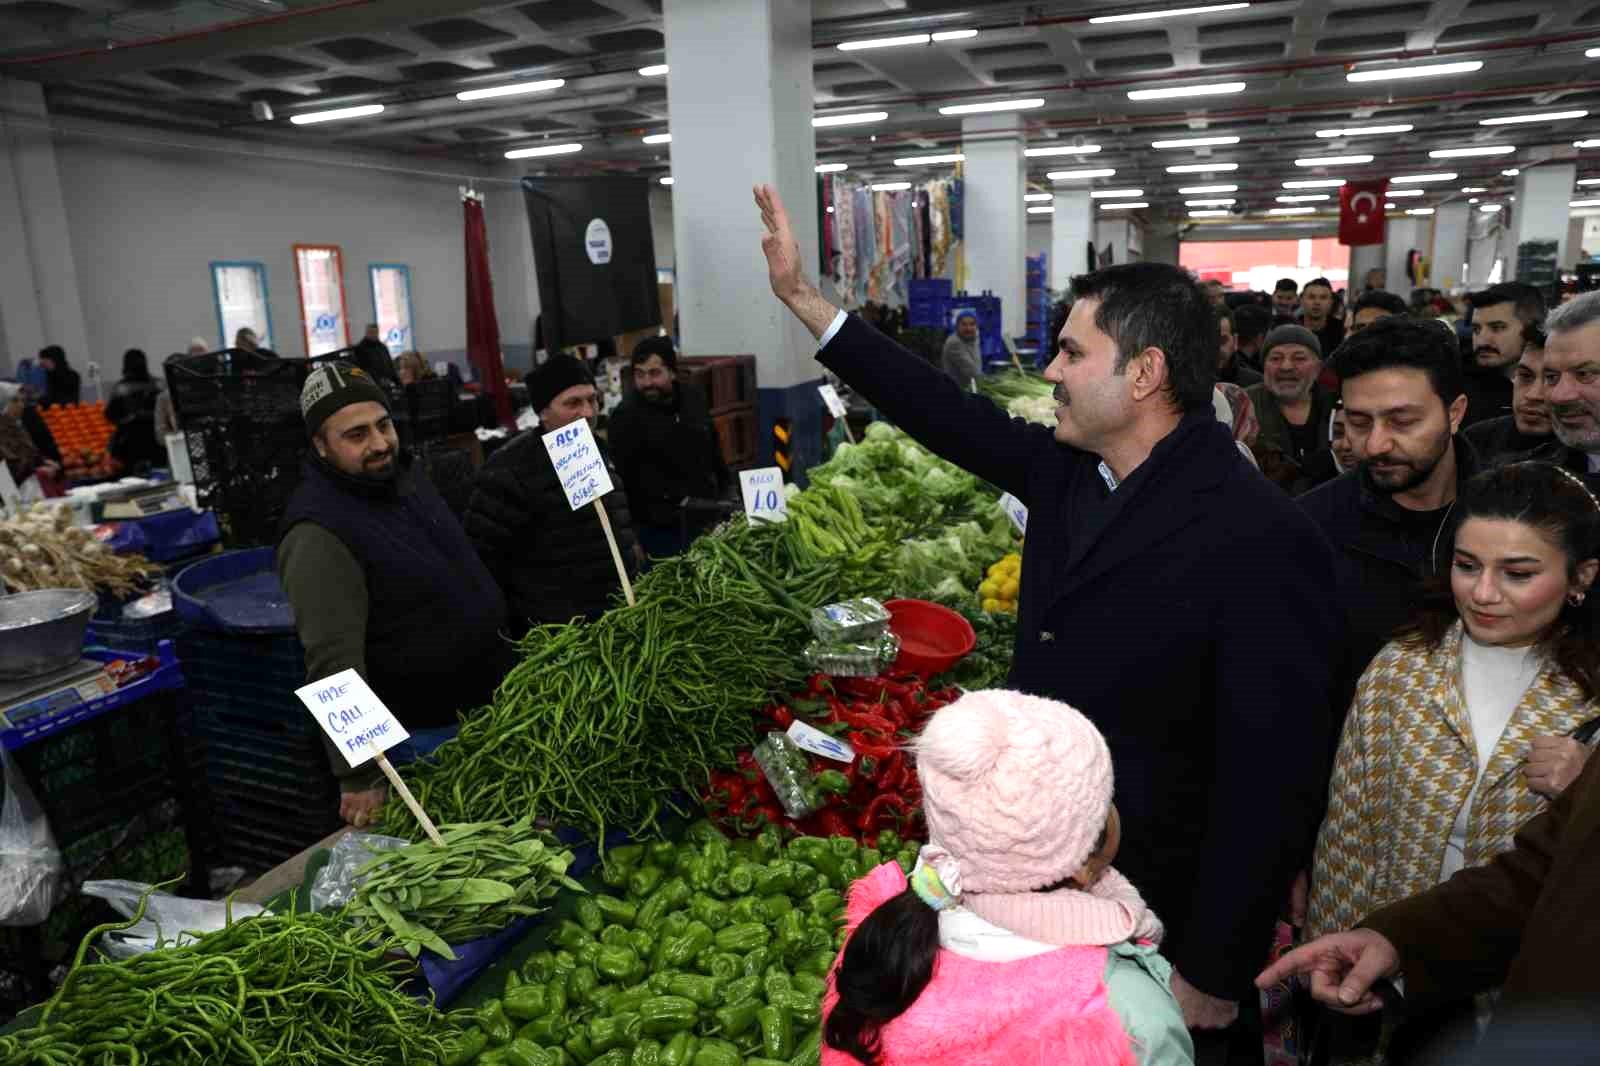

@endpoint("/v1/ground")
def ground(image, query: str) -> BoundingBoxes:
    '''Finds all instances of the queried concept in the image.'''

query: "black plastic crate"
[86,610,188,655]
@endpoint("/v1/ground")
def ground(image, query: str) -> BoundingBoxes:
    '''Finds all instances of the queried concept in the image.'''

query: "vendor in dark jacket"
[37,345,80,407]
[1247,325,1338,492]
[276,362,512,829]
[463,354,639,632]
[1460,282,1545,428]
[1503,291,1600,492]
[607,336,734,560]
[1298,317,1476,727]
[1462,328,1552,463]
[754,184,1340,1049]
[105,349,165,470]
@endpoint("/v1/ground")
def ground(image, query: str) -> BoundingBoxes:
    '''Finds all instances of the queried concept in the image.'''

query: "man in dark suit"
[755,184,1340,1062]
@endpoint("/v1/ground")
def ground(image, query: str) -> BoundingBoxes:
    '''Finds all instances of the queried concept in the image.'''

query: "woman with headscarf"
[105,348,165,470]
[0,382,61,490]
[37,345,80,407]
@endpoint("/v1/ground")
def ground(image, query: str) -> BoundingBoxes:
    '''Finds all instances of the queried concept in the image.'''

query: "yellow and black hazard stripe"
[772,418,792,476]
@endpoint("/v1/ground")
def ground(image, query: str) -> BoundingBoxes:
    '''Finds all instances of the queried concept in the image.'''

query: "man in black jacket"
[1298,317,1474,725]
[352,323,399,386]
[464,354,639,633]
[1463,329,1552,463]
[1460,282,1545,428]
[755,184,1339,1057]
[1517,289,1600,491]
[607,336,733,560]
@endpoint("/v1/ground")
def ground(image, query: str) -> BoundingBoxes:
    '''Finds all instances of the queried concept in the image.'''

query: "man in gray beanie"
[1246,325,1337,484]
[276,361,511,828]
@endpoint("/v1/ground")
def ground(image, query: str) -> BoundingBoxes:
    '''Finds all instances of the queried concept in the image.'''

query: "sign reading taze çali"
[295,669,410,769]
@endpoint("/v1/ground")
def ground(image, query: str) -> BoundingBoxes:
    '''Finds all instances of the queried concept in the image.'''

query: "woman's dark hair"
[1401,461,1600,699]
[1069,262,1216,414]
[824,889,940,1065]
[122,348,150,381]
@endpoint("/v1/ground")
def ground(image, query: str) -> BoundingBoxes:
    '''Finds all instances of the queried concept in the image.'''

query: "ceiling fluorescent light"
[1578,178,1600,186]
[504,142,583,159]
[1479,204,1503,213]
[1282,178,1345,188]
[838,33,930,51]
[290,104,384,125]
[813,111,888,127]
[1027,205,1054,214]
[1480,110,1587,126]
[659,176,673,185]
[638,64,669,76]
[1024,144,1102,157]
[1502,168,1520,176]
[1346,60,1483,83]
[1188,209,1231,217]
[1385,202,1397,209]
[1576,140,1600,149]
[1315,124,1413,137]
[1571,199,1600,207]
[1178,183,1237,193]
[1167,162,1238,172]
[1049,167,1116,179]
[1391,172,1456,184]
[939,98,1045,115]
[1386,188,1424,197]
[1185,198,1236,206]
[1468,197,1481,203]
[1091,188,1144,198]
[1128,82,1245,101]
[1151,135,1240,148]
[1294,154,1374,166]
[1589,48,1600,59]
[1406,207,1435,215]
[1090,3,1250,25]
[870,181,912,191]
[1024,192,1052,201]
[1099,201,1149,209]
[931,29,979,41]
[456,78,564,102]
[1459,186,1487,193]
[1267,207,1317,215]
[895,153,964,166]
[1276,194,1330,202]
[815,162,849,173]
[642,133,671,145]
[1429,145,1515,158]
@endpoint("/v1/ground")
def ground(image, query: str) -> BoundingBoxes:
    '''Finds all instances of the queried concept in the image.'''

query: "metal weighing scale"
[0,659,113,733]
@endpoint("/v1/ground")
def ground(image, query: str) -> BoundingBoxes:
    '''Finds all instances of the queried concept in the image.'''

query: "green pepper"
[610,986,653,1015]
[666,973,722,1008]
[504,985,550,1022]
[589,1051,628,1066]
[755,824,783,861]
[523,951,559,983]
[728,896,761,925]
[609,843,648,869]
[442,1028,488,1066]
[813,770,850,795]
[638,994,699,1036]
[715,922,770,953]
[741,946,772,978]
[505,1037,554,1066]
[796,949,836,977]
[567,967,599,1004]
[631,1039,663,1066]
[628,928,656,959]
[789,1028,822,1066]
[859,847,882,870]
[896,847,917,875]
[595,895,639,928]
[658,912,691,939]
[875,829,900,853]
[555,919,595,953]
[575,896,606,934]
[683,856,716,893]
[774,989,821,1027]
[647,970,676,994]
[726,863,758,895]
[563,1032,595,1062]
[596,945,642,983]
[775,910,807,952]
[805,890,843,918]
[635,877,689,928]
[827,837,858,859]
[649,841,678,866]
[661,1032,699,1066]
[711,1000,760,1038]
[720,975,761,1006]
[757,1004,795,1059]
[763,971,792,1002]
[553,950,579,972]
[786,837,839,881]
[790,973,827,998]
[791,866,825,897]
[685,819,727,847]
[588,1012,642,1053]
[629,864,666,899]
[478,1052,510,1066]
[708,873,734,899]
[543,981,568,1020]
[588,985,620,1013]
[575,941,603,968]
[662,922,714,969]
[838,859,862,884]
[477,1000,516,1045]
[691,1039,742,1066]
[688,893,730,931]
[601,924,633,948]
[744,1060,790,1066]
[601,863,633,890]
[702,952,741,980]
[506,969,524,993]
[701,838,731,873]
[753,863,796,897]
[759,894,794,921]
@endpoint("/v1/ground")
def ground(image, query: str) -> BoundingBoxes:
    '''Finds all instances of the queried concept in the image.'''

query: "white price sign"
[739,467,788,524]
[787,720,856,764]
[296,669,411,770]
[542,418,615,511]
[818,384,848,419]
[998,492,1028,535]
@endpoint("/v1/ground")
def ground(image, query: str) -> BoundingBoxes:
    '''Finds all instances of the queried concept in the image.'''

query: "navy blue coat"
[819,314,1339,997]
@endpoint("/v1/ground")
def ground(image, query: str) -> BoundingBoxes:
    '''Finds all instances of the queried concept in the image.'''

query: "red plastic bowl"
[883,599,978,677]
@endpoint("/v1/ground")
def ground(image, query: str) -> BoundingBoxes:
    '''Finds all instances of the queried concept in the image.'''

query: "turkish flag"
[1339,180,1388,246]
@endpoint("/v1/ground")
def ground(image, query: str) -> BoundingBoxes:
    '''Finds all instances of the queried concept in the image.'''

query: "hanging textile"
[463,195,512,427]
[853,185,874,306]
[819,175,836,278]
[836,180,857,297]
[889,191,913,306]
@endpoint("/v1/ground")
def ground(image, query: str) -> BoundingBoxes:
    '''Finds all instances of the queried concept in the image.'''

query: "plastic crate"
[86,608,188,655]
[712,407,757,467]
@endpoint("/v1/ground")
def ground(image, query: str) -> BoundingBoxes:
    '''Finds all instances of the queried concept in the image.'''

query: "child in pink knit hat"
[822,689,1194,1066]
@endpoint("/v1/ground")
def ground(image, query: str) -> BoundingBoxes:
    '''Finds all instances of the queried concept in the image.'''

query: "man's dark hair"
[1352,290,1408,317]
[1068,262,1216,414]
[1233,304,1272,344]
[1328,315,1463,406]
[1215,306,1235,331]
[1467,282,1546,328]
[1302,277,1334,295]
[1274,278,1298,295]
[631,335,677,371]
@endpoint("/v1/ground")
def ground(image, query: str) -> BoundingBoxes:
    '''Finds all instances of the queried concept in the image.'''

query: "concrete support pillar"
[1382,218,1422,302]
[663,0,819,472]
[0,79,90,377]
[1349,243,1385,292]
[1429,202,1471,292]
[961,115,1025,339]
[1509,163,1576,283]
[1142,222,1180,267]
[1050,188,1093,292]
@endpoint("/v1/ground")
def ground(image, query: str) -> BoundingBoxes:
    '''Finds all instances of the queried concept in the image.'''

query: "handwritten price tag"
[998,492,1028,535]
[787,720,856,764]
[295,669,411,769]
[739,466,788,524]
[541,418,615,511]
[818,384,848,419]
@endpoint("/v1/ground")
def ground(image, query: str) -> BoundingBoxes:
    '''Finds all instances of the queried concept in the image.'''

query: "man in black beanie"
[276,361,512,827]
[608,336,734,560]
[464,354,639,634]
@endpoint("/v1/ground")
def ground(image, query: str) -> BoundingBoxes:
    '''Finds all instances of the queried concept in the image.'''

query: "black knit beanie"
[301,360,391,437]
[528,354,594,412]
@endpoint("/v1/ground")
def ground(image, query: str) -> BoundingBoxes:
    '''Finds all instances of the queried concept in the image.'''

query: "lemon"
[999,578,1020,601]
[982,597,1002,613]
[978,579,1000,600]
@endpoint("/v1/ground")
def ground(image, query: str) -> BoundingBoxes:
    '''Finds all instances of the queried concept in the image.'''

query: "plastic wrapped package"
[803,631,901,678]
[309,830,410,912]
[80,881,267,958]
[752,733,824,819]
[0,748,62,926]
[810,598,891,644]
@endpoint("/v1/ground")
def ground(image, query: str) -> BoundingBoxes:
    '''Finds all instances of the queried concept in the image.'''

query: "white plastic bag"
[309,831,409,912]
[79,880,266,958]
[0,748,63,926]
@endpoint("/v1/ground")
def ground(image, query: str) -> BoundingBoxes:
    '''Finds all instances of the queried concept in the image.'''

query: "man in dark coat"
[607,336,733,560]
[464,354,639,633]
[1462,328,1552,464]
[1460,282,1545,428]
[755,184,1339,1058]
[352,323,399,386]
[1515,290,1600,492]
[1298,317,1475,725]
[37,345,80,408]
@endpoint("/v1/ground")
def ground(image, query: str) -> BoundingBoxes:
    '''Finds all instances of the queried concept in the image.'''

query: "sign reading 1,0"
[739,466,788,523]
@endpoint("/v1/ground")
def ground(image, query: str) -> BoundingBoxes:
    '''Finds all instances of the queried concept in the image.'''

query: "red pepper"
[840,704,896,734]
[857,793,910,833]
[814,808,856,839]
[740,802,786,831]
[768,705,796,729]
[848,732,898,760]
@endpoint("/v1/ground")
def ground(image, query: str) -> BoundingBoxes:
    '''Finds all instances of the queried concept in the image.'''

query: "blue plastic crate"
[86,610,188,655]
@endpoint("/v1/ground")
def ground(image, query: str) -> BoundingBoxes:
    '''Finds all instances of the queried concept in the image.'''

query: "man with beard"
[1463,328,1554,462]
[1215,308,1261,387]
[277,362,512,827]
[755,184,1338,1063]
[465,354,639,632]
[608,336,733,560]
[1517,290,1600,489]
[1299,317,1478,723]
[1247,326,1336,485]
[1273,278,1299,324]
[940,310,982,389]
[1461,283,1545,428]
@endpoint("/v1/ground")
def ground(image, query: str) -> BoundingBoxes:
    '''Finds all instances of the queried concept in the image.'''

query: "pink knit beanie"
[915,689,1113,894]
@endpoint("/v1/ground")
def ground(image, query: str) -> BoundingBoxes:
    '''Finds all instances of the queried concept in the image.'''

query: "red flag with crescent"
[1339,180,1388,246]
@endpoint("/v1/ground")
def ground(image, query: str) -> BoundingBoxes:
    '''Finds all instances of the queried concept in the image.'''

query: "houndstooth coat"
[1307,621,1598,940]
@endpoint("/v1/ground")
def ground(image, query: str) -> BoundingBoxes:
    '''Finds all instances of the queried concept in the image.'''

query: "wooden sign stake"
[593,501,636,607]
[368,740,444,845]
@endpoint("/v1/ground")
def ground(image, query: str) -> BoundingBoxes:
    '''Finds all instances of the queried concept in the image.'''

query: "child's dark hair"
[1401,461,1600,698]
[824,888,940,1066]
